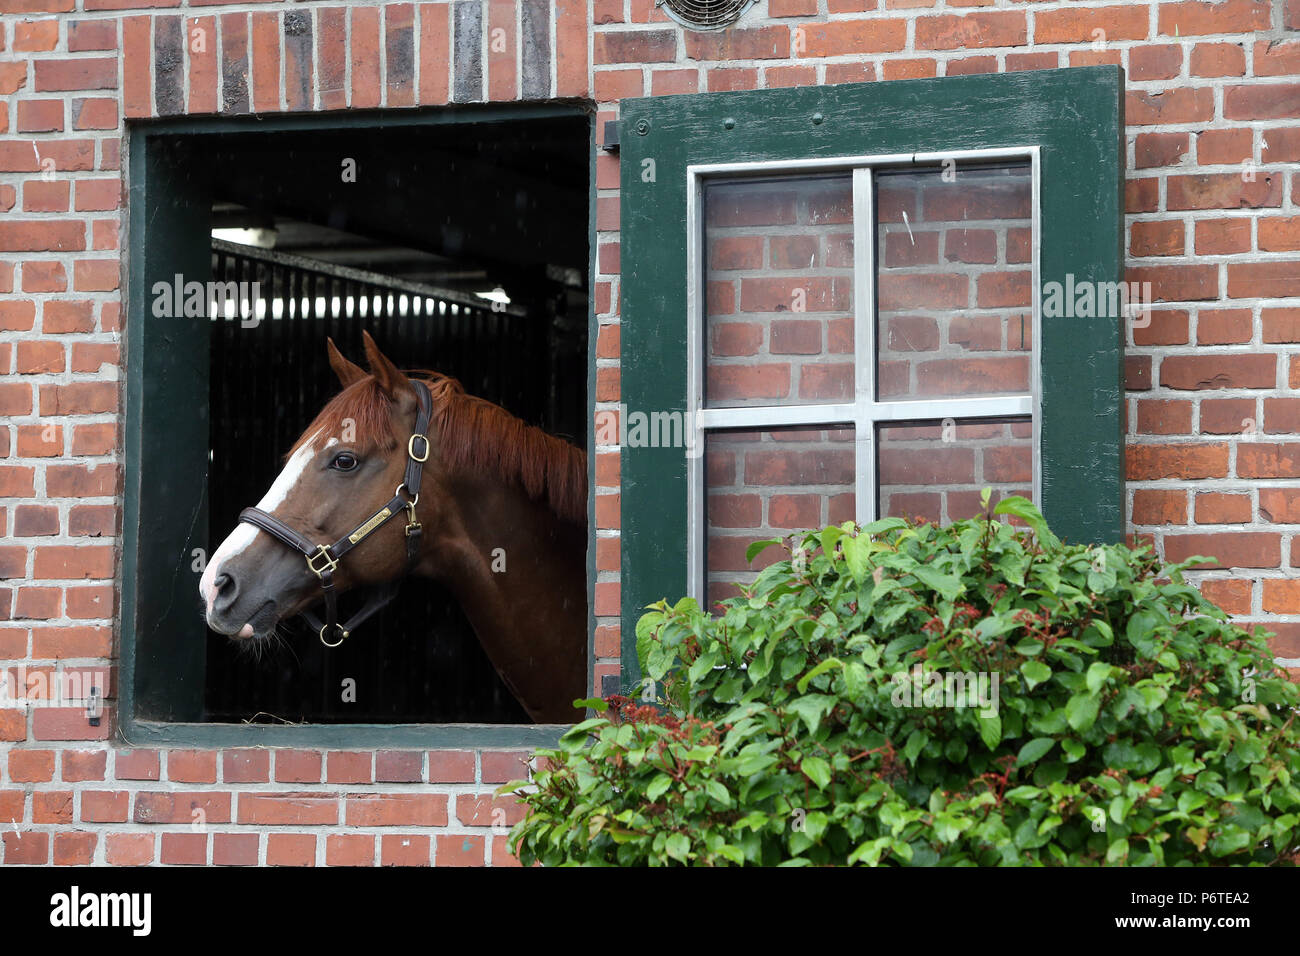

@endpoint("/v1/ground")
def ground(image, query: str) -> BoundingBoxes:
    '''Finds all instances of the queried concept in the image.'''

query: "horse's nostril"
[212,573,236,608]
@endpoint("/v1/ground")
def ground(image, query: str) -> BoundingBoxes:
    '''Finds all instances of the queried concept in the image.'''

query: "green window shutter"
[619,67,1125,690]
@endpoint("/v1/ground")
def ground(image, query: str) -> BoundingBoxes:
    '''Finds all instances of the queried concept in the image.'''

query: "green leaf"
[1016,737,1056,766]
[745,538,782,564]
[786,694,837,735]
[665,832,690,862]
[1065,692,1100,732]
[993,495,1060,550]
[1021,660,1052,689]
[797,657,843,694]
[977,712,1002,750]
[801,755,831,789]
[572,697,608,712]
[1085,662,1113,694]
[646,773,673,802]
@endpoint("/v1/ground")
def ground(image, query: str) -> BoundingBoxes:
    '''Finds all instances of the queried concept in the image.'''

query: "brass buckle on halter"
[319,624,349,648]
[408,434,430,463]
[306,545,338,579]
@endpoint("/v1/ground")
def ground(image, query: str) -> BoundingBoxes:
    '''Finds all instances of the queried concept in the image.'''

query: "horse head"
[199,332,438,641]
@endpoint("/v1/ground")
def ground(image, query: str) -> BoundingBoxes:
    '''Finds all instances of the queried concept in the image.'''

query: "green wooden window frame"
[121,105,595,748]
[618,66,1125,691]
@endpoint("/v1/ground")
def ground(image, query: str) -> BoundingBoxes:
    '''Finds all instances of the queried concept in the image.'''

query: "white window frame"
[685,146,1042,601]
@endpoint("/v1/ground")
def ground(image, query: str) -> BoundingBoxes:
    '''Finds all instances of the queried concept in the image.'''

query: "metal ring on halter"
[320,624,349,647]
[395,483,419,508]
[408,434,430,463]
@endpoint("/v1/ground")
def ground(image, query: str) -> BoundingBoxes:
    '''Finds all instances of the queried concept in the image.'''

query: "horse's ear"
[361,330,414,400]
[326,337,367,388]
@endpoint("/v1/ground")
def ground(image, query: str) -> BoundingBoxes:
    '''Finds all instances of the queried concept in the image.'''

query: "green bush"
[503,495,1300,866]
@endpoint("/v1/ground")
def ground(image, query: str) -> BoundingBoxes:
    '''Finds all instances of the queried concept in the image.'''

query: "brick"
[685,26,788,60]
[1126,89,1214,126]
[1164,532,1279,569]
[795,19,907,56]
[555,0,588,97]
[1035,6,1148,43]
[1194,219,1251,256]
[1259,217,1300,252]
[267,833,316,866]
[346,793,447,826]
[381,834,430,866]
[386,3,416,106]
[238,792,339,825]
[1238,444,1300,479]
[1225,84,1300,121]
[481,751,530,783]
[375,750,421,782]
[62,750,107,781]
[68,506,116,537]
[1132,489,1187,525]
[1264,398,1300,434]
[1136,399,1192,434]
[53,831,96,865]
[33,57,115,91]
[16,342,64,374]
[0,220,84,252]
[1260,487,1300,523]
[1131,220,1184,257]
[9,749,55,782]
[1126,264,1218,303]
[213,833,259,866]
[326,833,374,866]
[319,6,348,109]
[1198,578,1252,615]
[1134,132,1188,170]
[1191,42,1246,77]
[1254,39,1300,77]
[69,19,117,51]
[81,790,129,822]
[436,833,485,866]
[274,749,323,783]
[1167,173,1281,210]
[1158,0,1271,36]
[17,99,63,133]
[427,750,475,783]
[2,831,49,865]
[324,750,372,784]
[1161,354,1275,390]
[160,833,207,865]
[1200,398,1256,435]
[105,833,153,866]
[1227,262,1300,299]
[915,11,1025,49]
[1126,443,1228,479]
[223,748,270,782]
[1195,492,1251,524]
[1129,44,1181,81]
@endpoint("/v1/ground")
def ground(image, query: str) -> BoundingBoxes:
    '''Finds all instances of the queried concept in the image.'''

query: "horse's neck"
[419,476,586,723]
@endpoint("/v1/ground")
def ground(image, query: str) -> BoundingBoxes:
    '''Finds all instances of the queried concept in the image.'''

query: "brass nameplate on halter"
[349,507,392,544]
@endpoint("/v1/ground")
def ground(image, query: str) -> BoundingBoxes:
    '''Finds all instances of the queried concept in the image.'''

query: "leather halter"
[238,379,433,647]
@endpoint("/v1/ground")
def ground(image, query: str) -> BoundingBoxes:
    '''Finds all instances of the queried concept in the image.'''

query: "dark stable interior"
[201,114,589,724]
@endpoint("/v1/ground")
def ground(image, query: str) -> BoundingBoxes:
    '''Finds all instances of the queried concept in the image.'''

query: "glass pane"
[877,418,1032,524]
[875,163,1032,401]
[704,175,854,408]
[705,426,855,609]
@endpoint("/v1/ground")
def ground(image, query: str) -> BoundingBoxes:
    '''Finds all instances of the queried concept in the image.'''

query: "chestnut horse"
[198,332,587,723]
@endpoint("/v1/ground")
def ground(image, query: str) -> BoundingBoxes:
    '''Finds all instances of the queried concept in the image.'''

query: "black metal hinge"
[601,119,620,153]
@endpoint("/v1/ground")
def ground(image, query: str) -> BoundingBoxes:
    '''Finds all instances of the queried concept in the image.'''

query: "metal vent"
[659,0,757,32]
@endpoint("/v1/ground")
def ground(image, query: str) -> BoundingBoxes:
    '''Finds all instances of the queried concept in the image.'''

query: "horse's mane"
[291,371,587,524]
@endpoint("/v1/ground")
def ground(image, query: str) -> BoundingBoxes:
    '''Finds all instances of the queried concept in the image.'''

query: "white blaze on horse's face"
[199,430,337,636]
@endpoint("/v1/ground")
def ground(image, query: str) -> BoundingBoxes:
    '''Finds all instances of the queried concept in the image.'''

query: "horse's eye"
[330,452,359,472]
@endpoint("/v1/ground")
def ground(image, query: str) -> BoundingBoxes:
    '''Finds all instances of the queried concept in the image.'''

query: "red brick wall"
[3,0,1300,864]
